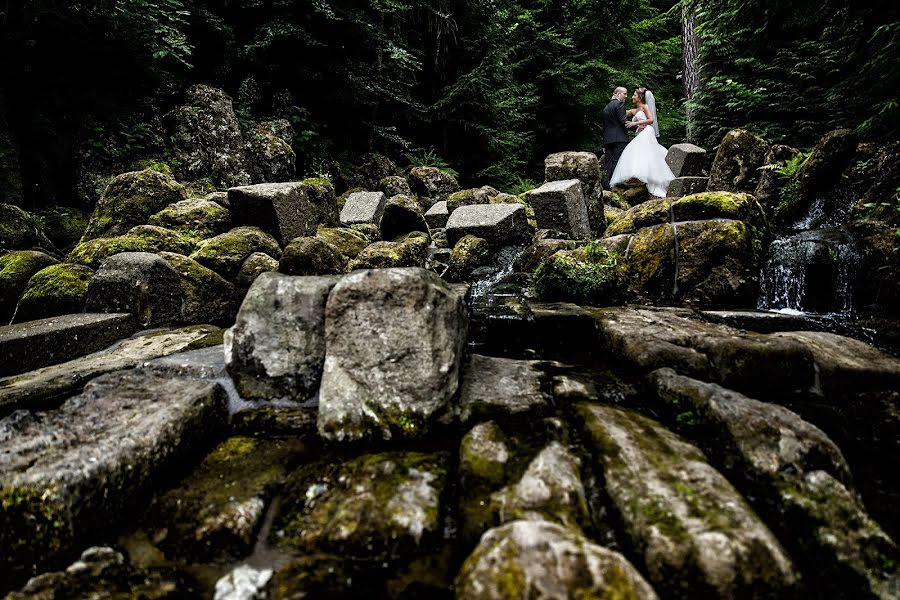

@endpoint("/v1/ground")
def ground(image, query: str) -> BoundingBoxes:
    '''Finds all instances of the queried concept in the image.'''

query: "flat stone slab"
[0,313,134,377]
[699,309,818,333]
[666,176,708,198]
[445,203,531,249]
[0,325,220,415]
[665,143,707,177]
[340,191,386,226]
[229,182,339,245]
[459,354,548,422]
[576,403,798,598]
[525,179,591,239]
[0,370,227,576]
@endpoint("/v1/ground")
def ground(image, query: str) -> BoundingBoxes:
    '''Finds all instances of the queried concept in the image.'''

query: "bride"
[609,87,675,197]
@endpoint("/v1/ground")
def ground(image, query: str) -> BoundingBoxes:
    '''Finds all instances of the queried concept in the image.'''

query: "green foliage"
[507,177,540,196]
[404,148,459,177]
[530,245,621,305]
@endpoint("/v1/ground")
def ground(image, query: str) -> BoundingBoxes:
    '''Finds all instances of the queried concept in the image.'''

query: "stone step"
[0,325,219,416]
[0,313,134,377]
[0,369,227,581]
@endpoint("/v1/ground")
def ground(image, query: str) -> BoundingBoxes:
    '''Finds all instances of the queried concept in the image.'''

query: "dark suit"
[602,99,629,189]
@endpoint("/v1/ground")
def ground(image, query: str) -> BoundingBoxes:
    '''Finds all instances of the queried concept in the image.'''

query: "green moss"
[67,227,194,269]
[148,199,231,242]
[16,263,94,321]
[347,232,428,270]
[531,246,621,305]
[301,177,331,188]
[190,226,281,278]
[36,207,89,251]
[131,159,172,174]
[0,485,71,569]
[315,227,369,259]
[0,204,54,252]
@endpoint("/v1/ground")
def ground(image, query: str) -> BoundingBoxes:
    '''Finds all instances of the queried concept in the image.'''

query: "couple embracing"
[602,86,674,197]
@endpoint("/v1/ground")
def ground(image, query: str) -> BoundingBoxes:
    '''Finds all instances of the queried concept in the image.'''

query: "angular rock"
[166,84,251,188]
[0,204,54,252]
[445,203,531,249]
[80,169,187,241]
[459,354,547,423]
[707,129,770,193]
[0,250,59,321]
[235,252,279,289]
[278,236,346,276]
[275,451,449,558]
[665,143,707,177]
[0,325,219,415]
[793,129,859,206]
[0,313,133,377]
[13,263,94,323]
[407,166,460,202]
[148,198,232,241]
[244,119,296,184]
[0,370,227,576]
[339,191,387,227]
[459,421,510,485]
[190,226,281,279]
[318,268,467,441]
[158,252,236,324]
[66,229,195,270]
[667,176,709,197]
[225,272,339,401]
[346,232,429,270]
[424,200,450,230]
[84,252,184,328]
[380,194,428,240]
[379,175,412,198]
[491,441,589,529]
[544,151,603,205]
[141,436,305,563]
[354,153,398,190]
[525,179,591,239]
[228,181,339,246]
[446,187,492,213]
[576,403,798,598]
[456,520,658,600]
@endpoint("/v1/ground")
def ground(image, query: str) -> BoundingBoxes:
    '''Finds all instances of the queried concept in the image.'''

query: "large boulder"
[576,404,798,598]
[665,143,707,177]
[166,84,252,188]
[158,252,235,324]
[530,245,621,306]
[0,204,54,253]
[84,252,184,327]
[80,169,187,241]
[13,263,94,323]
[544,151,603,204]
[190,226,281,279]
[148,198,232,241]
[225,272,339,402]
[340,191,387,227]
[346,232,429,270]
[228,181,338,246]
[707,129,770,193]
[445,204,532,248]
[0,250,58,321]
[235,252,279,290]
[315,226,370,260]
[317,268,467,441]
[753,144,802,214]
[407,166,460,204]
[244,119,296,183]
[67,227,195,270]
[446,235,491,282]
[379,175,412,198]
[0,370,226,577]
[667,176,709,198]
[34,206,88,251]
[455,520,658,600]
[380,194,428,240]
[278,236,346,276]
[525,179,591,239]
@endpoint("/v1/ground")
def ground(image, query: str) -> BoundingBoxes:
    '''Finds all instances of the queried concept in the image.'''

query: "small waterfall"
[670,204,680,297]
[469,244,528,299]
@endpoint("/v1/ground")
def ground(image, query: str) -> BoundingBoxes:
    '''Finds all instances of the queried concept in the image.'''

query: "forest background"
[1,0,898,209]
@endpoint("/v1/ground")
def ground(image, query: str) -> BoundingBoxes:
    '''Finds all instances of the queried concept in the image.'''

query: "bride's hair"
[635,87,648,103]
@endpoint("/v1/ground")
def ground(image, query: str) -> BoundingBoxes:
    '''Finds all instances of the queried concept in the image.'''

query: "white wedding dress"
[609,110,675,197]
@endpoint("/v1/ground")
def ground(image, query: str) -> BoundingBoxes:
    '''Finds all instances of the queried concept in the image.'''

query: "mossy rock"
[35,206,88,251]
[349,222,380,240]
[408,166,460,201]
[147,198,232,241]
[14,263,94,322]
[0,250,59,321]
[707,129,770,193]
[446,235,491,282]
[380,194,429,240]
[269,554,365,599]
[672,191,768,233]
[379,175,412,197]
[603,190,629,210]
[158,252,235,324]
[81,169,187,241]
[447,188,491,212]
[127,225,197,254]
[348,232,429,270]
[190,226,280,279]
[315,226,370,259]
[530,245,622,305]
[621,223,676,300]
[278,236,347,276]
[235,252,279,290]
[67,227,194,270]
[604,198,672,236]
[0,204,54,252]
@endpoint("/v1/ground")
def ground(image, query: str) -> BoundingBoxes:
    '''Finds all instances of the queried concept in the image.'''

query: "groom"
[602,86,629,189]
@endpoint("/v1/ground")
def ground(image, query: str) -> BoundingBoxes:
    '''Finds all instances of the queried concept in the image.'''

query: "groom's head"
[613,87,627,101]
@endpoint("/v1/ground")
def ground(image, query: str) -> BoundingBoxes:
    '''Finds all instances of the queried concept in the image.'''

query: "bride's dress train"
[610,112,675,197]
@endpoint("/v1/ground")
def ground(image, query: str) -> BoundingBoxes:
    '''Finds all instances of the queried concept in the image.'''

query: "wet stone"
[459,354,549,423]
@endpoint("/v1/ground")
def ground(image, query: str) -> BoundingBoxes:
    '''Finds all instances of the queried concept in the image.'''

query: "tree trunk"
[682,2,700,143]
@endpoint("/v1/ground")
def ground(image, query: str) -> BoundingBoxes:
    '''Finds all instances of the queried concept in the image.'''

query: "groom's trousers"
[603,142,628,189]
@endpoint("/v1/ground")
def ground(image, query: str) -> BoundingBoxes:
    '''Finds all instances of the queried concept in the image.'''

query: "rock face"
[446,235,491,281]
[225,272,339,401]
[707,129,770,193]
[84,252,184,328]
[0,250,58,321]
[318,268,467,441]
[166,84,252,188]
[459,354,548,422]
[455,520,658,600]
[665,143,707,177]
[379,175,412,198]
[0,370,227,576]
[228,181,338,246]
[526,179,591,239]
[445,203,531,248]
[576,403,798,598]
[530,245,621,305]
[275,451,448,558]
[340,191,387,226]
[544,151,603,205]
[158,252,235,324]
[14,263,95,323]
[244,119,297,183]
[80,169,187,241]
[753,144,801,213]
[667,176,709,197]
[0,313,134,378]
[278,236,346,276]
